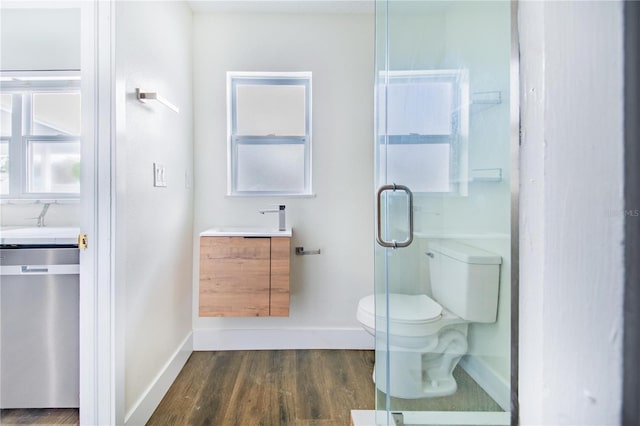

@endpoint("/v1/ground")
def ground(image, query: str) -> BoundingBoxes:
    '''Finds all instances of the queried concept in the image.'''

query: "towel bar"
[295,246,320,255]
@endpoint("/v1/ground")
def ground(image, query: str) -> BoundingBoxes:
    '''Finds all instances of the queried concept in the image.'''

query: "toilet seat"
[357,293,443,330]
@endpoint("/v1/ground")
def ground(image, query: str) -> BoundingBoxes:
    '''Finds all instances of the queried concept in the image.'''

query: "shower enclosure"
[373,1,517,424]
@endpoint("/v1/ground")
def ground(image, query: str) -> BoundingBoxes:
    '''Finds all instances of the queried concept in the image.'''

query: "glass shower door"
[373,1,515,425]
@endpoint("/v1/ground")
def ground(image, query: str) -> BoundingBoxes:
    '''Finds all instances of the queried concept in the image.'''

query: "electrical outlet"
[153,163,167,187]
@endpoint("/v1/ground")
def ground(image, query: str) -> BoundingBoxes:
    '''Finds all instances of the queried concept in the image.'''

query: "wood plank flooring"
[0,350,502,426]
[147,350,376,426]
[0,408,78,425]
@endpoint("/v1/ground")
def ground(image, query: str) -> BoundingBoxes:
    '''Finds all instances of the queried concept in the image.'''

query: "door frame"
[623,1,640,422]
[79,1,117,424]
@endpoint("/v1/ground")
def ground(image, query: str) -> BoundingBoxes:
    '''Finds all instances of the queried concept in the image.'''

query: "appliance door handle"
[0,265,80,276]
[21,265,49,273]
[376,183,414,248]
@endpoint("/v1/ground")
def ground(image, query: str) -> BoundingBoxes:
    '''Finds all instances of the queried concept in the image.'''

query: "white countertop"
[0,226,80,246]
[200,227,292,238]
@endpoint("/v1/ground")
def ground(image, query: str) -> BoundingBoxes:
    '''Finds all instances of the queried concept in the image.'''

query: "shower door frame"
[509,2,520,425]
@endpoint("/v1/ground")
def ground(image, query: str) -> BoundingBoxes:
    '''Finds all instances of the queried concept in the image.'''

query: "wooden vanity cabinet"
[269,237,291,316]
[199,236,290,317]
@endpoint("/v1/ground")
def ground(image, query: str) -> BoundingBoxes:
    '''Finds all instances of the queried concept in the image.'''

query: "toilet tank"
[426,240,502,323]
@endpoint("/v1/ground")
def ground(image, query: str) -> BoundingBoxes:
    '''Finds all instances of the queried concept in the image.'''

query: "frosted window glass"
[1,94,11,136]
[382,82,453,136]
[380,143,451,192]
[33,92,81,136]
[236,85,306,136]
[28,140,80,193]
[237,144,305,192]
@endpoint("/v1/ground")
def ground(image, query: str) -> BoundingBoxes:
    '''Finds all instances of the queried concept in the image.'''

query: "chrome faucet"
[259,205,286,231]
[35,203,50,227]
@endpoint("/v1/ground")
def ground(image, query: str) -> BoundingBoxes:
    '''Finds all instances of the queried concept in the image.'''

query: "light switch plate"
[153,163,167,187]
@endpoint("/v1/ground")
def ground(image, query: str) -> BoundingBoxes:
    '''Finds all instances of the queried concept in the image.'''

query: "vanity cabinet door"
[199,236,271,317]
[270,237,291,316]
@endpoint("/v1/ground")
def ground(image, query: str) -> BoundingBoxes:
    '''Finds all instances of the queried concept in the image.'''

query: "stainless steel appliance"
[0,246,79,408]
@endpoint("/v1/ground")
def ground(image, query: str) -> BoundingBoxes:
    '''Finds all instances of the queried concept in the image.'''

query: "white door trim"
[79,1,117,424]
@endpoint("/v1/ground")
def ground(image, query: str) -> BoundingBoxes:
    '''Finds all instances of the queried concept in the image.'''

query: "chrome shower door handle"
[376,183,414,248]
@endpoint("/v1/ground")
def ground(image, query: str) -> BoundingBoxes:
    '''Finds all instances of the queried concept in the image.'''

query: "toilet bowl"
[357,293,469,398]
[357,239,501,399]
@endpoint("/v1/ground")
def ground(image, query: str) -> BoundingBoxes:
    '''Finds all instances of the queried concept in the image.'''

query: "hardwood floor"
[0,408,78,425]
[148,350,376,426]
[0,350,502,426]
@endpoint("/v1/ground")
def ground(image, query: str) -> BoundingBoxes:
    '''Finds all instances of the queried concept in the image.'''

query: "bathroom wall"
[443,2,512,396]
[192,10,374,348]
[114,1,194,422]
[0,7,81,227]
[519,1,624,424]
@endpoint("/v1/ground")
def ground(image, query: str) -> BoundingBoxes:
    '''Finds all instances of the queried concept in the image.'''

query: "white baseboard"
[193,327,374,350]
[124,332,193,426]
[459,355,510,412]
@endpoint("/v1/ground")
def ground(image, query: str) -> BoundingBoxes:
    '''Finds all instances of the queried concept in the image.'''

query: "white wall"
[519,1,625,424]
[0,7,81,227]
[192,11,374,348]
[114,1,194,423]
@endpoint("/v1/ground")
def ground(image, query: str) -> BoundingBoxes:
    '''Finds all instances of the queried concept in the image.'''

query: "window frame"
[0,71,81,200]
[227,71,312,197]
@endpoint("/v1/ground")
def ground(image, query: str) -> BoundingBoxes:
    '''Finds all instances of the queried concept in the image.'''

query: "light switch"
[154,163,167,187]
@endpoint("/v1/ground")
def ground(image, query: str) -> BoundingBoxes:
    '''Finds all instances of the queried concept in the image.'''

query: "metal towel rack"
[295,247,321,255]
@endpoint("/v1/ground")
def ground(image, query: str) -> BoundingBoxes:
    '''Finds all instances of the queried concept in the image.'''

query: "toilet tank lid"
[427,240,502,265]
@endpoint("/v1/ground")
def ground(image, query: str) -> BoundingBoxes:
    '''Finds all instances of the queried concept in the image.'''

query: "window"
[378,70,469,195]
[0,72,81,199]
[227,72,312,196]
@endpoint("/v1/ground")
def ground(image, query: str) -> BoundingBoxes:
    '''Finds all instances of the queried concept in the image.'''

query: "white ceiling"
[186,0,374,14]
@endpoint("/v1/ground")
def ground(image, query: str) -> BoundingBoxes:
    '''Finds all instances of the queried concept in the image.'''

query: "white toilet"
[357,239,502,399]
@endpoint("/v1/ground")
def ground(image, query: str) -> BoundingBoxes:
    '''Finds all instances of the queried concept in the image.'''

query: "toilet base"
[372,327,468,399]
[373,363,459,399]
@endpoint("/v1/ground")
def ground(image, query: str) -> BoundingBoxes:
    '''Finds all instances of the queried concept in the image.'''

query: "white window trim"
[0,70,81,201]
[226,71,313,197]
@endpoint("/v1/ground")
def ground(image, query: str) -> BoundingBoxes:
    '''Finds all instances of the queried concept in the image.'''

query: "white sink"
[0,226,80,245]
[200,227,292,238]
